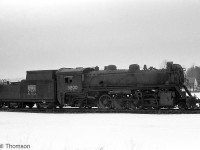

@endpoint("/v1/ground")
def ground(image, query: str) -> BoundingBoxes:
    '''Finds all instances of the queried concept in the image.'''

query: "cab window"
[64,76,73,84]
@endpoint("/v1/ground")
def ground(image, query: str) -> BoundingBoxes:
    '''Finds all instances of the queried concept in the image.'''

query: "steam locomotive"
[0,62,198,110]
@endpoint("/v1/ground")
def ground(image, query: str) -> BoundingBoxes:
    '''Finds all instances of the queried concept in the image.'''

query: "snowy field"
[0,93,200,150]
[1,113,200,150]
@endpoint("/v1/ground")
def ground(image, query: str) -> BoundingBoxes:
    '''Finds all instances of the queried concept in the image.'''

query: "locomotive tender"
[0,62,198,109]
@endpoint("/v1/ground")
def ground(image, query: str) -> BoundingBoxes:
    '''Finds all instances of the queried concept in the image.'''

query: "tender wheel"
[8,103,18,109]
[0,102,3,108]
[27,103,34,109]
[28,104,34,109]
[36,103,41,109]
[18,103,25,108]
[99,94,112,109]
[8,103,11,109]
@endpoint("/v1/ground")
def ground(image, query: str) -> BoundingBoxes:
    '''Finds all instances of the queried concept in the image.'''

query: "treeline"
[186,66,200,81]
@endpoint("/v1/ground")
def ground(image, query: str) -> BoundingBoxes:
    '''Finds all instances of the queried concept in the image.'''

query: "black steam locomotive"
[0,62,198,110]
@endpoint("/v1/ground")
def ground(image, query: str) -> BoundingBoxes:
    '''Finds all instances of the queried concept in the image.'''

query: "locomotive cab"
[56,68,94,106]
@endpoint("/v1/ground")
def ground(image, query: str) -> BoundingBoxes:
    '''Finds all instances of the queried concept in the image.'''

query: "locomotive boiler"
[84,63,184,87]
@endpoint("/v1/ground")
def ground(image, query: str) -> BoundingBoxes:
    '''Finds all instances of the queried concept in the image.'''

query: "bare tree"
[159,59,167,69]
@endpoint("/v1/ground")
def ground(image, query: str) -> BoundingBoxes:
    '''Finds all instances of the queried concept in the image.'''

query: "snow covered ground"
[0,93,200,150]
[192,92,200,99]
[1,112,200,150]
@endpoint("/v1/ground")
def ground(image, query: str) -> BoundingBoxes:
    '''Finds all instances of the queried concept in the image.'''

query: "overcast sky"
[0,0,200,79]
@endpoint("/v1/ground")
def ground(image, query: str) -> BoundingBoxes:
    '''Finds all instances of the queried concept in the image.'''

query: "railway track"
[1,107,200,114]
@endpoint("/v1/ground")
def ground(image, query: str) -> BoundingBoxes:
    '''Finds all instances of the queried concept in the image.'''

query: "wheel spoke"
[99,94,112,109]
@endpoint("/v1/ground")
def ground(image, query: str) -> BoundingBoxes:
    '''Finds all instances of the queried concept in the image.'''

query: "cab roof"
[56,68,94,74]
